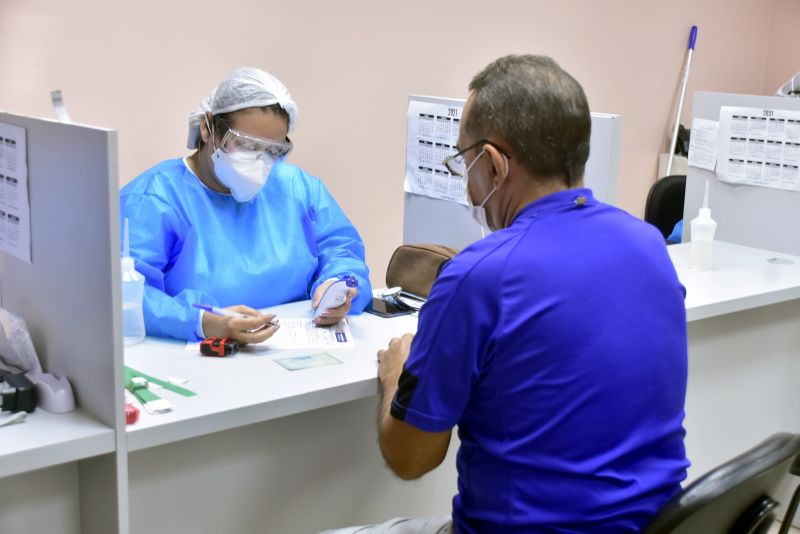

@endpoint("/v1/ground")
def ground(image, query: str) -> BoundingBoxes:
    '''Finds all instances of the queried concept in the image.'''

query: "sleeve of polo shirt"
[389,253,500,432]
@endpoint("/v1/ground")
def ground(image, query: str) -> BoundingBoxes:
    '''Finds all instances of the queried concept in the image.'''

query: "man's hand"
[377,333,452,480]
[202,305,280,345]
[312,279,358,326]
[378,333,414,395]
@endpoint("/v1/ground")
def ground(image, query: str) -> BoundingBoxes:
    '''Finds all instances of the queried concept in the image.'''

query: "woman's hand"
[201,305,279,345]
[312,280,358,326]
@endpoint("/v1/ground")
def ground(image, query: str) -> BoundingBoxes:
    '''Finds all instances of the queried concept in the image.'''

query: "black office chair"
[643,433,800,534]
[644,175,686,241]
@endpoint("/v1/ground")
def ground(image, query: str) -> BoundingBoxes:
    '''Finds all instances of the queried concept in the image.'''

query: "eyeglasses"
[442,140,511,177]
[219,128,293,160]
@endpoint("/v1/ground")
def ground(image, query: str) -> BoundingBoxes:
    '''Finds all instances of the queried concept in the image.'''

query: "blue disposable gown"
[120,158,371,340]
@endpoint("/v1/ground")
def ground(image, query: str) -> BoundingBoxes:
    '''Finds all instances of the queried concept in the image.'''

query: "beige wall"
[764,0,800,95]
[0,0,791,287]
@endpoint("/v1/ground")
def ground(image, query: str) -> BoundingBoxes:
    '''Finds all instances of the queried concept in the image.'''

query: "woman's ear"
[200,113,212,144]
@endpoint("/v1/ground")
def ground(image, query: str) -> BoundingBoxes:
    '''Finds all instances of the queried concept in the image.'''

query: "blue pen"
[193,304,279,327]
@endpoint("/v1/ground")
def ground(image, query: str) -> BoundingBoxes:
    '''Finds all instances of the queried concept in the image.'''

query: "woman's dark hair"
[465,55,591,186]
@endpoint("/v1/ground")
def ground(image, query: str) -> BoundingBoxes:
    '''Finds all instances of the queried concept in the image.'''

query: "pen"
[193,304,279,327]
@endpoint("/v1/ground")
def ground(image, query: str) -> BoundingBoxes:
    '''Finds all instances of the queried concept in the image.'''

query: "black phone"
[365,297,413,318]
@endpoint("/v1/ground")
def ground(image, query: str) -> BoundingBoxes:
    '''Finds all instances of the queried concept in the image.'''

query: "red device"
[200,337,240,357]
[125,402,140,425]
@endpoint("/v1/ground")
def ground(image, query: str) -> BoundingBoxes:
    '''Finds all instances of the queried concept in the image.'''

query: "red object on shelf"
[125,402,140,425]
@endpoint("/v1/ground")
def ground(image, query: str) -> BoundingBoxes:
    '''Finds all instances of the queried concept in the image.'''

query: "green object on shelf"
[124,366,197,414]
[124,366,197,397]
[126,376,160,404]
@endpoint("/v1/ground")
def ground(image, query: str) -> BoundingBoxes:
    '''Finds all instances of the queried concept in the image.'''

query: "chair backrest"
[644,175,687,240]
[643,432,800,534]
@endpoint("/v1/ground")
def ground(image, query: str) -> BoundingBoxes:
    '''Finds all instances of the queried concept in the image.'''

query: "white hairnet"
[776,70,800,97]
[187,67,299,149]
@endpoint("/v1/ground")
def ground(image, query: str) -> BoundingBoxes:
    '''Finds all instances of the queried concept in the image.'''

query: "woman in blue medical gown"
[120,67,371,342]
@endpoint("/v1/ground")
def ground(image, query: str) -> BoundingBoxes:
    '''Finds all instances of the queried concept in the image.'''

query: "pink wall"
[0,0,789,286]
[764,0,800,95]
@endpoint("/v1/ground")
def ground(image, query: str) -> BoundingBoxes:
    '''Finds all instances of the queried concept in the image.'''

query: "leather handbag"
[385,244,459,299]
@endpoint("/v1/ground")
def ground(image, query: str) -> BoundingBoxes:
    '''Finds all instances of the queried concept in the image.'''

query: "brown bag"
[385,244,459,299]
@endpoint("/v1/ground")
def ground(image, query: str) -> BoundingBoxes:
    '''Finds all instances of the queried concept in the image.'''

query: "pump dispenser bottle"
[121,218,146,344]
[690,180,717,270]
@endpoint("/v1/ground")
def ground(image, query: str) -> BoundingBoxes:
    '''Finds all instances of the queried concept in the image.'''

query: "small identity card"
[275,352,342,371]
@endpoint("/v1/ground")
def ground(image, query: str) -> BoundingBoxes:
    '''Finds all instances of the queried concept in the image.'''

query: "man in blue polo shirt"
[323,55,688,534]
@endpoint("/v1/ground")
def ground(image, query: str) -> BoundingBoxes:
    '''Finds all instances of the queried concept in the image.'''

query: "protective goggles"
[218,127,293,161]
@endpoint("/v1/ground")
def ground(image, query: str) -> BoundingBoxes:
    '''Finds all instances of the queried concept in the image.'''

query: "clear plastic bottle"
[690,180,717,270]
[121,219,145,344]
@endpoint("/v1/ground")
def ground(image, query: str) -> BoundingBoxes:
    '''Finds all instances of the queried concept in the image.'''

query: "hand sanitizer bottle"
[690,180,717,270]
[121,218,146,344]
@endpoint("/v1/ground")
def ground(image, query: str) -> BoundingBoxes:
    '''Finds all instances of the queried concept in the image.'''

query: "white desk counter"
[125,302,416,452]
[668,241,800,321]
[667,242,800,484]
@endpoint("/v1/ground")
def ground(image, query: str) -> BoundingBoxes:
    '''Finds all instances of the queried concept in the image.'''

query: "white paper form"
[0,123,31,262]
[404,95,467,205]
[186,318,355,351]
[687,118,719,171]
[716,106,800,191]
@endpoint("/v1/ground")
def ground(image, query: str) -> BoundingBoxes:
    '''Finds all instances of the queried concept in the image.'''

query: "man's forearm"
[376,334,453,480]
[377,368,453,480]
[378,369,401,426]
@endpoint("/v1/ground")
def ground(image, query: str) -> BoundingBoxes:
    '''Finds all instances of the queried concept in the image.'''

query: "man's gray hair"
[466,55,591,185]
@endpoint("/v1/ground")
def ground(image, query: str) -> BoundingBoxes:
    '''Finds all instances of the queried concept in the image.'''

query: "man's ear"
[485,144,510,188]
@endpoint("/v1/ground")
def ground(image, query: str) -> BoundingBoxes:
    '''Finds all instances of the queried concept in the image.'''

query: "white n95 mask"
[463,150,497,235]
[211,150,273,202]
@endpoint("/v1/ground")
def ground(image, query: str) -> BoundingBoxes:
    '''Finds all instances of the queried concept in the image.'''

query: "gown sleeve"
[306,179,372,313]
[121,190,216,340]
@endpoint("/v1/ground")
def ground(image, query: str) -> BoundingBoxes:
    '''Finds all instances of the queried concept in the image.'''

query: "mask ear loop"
[205,114,220,152]
[482,152,508,239]
[204,115,231,193]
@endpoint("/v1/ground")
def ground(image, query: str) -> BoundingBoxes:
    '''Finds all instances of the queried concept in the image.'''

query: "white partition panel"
[684,92,800,255]
[0,113,127,534]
